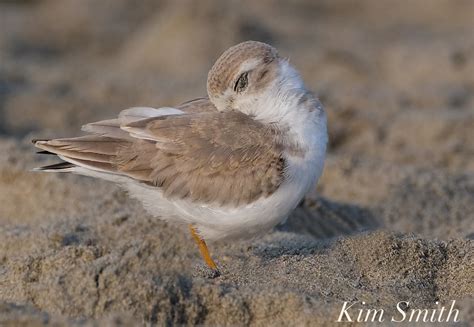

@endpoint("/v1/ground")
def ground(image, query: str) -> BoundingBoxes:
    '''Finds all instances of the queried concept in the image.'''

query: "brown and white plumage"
[36,104,289,207]
[33,41,327,266]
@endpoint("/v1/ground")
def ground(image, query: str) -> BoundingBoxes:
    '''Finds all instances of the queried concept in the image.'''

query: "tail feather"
[32,136,129,176]
[56,155,118,174]
[32,105,183,181]
[32,161,75,172]
[36,150,55,155]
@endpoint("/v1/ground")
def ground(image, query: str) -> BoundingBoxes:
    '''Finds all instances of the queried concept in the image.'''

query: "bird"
[32,41,328,276]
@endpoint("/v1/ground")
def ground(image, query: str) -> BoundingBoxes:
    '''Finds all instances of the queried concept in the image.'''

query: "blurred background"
[1,0,473,172]
[0,1,473,325]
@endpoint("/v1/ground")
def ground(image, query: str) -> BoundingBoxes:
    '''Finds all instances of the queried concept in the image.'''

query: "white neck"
[241,61,326,152]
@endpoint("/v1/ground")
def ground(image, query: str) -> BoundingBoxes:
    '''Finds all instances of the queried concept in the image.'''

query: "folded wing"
[33,98,286,206]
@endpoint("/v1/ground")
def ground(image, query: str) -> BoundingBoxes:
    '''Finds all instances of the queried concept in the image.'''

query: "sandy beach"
[0,0,473,325]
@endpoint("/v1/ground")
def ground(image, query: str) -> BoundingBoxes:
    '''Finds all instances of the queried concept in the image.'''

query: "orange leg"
[189,225,219,272]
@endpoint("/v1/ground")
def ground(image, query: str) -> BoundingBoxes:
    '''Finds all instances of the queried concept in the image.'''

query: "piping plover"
[33,41,327,275]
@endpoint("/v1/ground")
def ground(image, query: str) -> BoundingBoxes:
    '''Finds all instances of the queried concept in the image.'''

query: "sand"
[0,0,473,325]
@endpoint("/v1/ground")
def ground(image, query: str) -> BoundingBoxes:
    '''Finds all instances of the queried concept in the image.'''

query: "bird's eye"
[234,72,249,93]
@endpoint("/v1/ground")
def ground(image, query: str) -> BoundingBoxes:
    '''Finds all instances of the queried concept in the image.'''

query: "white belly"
[124,139,326,241]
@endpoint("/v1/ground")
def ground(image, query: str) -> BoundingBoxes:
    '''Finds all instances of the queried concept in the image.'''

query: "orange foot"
[189,225,220,276]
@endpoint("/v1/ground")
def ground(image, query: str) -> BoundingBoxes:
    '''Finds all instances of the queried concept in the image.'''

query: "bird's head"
[207,41,303,117]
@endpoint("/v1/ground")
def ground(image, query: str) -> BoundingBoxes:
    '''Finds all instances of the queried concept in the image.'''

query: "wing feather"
[117,109,287,206]
[33,98,287,206]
